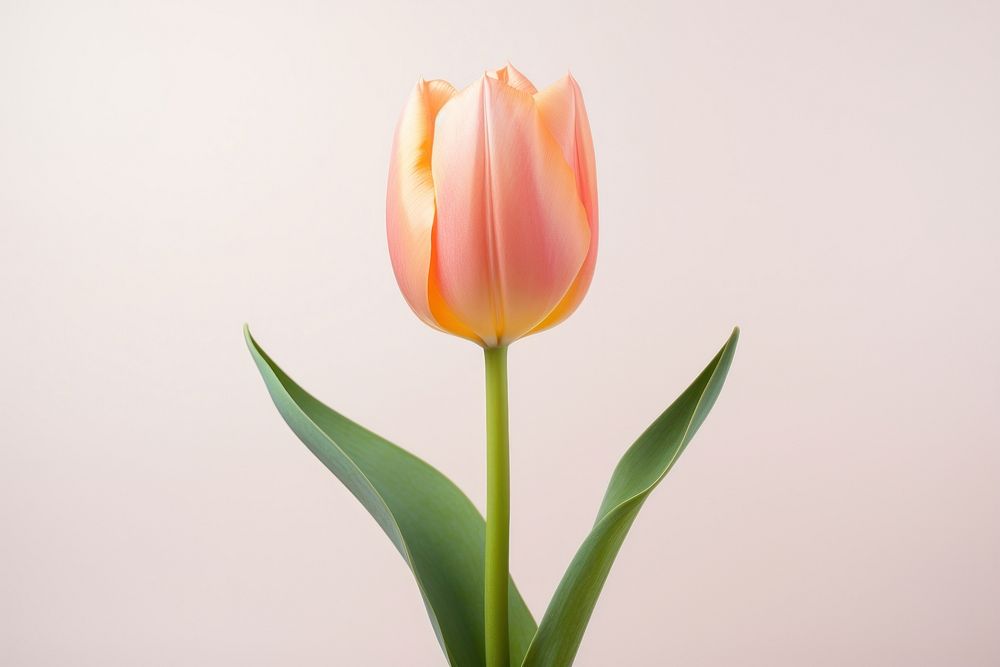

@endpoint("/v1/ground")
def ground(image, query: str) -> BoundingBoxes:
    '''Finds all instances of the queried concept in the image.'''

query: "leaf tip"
[243,323,260,356]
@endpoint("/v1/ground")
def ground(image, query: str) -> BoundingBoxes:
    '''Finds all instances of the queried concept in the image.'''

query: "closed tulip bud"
[386,64,598,348]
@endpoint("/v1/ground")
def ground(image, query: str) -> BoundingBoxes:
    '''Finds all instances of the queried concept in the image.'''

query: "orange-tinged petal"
[530,74,599,333]
[386,79,467,334]
[431,75,591,346]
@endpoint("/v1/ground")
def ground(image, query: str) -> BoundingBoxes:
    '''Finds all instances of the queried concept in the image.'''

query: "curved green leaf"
[522,328,739,667]
[244,326,537,666]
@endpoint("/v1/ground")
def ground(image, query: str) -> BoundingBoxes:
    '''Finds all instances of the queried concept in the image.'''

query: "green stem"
[484,345,510,667]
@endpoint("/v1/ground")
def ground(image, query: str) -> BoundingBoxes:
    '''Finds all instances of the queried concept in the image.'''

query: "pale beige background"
[2,0,998,665]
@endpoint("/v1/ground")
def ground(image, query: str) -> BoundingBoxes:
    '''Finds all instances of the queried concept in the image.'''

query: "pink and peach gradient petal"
[430,75,591,346]
[385,78,456,330]
[487,63,538,94]
[530,74,599,333]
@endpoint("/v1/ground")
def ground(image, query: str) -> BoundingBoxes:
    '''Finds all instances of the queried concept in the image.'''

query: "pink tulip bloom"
[387,64,598,348]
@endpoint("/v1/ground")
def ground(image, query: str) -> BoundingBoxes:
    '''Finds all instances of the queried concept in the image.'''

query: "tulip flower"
[386,64,598,349]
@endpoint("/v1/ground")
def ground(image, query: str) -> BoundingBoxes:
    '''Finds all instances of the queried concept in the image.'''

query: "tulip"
[386,64,599,667]
[386,64,598,348]
[247,62,739,667]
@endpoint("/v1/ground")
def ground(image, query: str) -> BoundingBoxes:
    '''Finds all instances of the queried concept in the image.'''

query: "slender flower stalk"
[484,346,510,667]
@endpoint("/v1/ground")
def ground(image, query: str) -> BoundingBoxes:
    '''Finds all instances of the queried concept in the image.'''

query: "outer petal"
[385,79,468,335]
[530,74,599,333]
[431,75,591,346]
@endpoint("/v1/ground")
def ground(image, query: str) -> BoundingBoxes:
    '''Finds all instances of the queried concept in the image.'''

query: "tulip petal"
[387,79,478,339]
[530,74,599,334]
[488,63,538,94]
[431,76,591,346]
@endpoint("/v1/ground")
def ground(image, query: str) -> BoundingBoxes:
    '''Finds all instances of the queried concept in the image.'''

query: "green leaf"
[521,328,740,667]
[244,326,537,667]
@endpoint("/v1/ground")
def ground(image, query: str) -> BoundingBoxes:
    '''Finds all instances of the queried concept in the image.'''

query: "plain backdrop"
[2,1,998,665]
